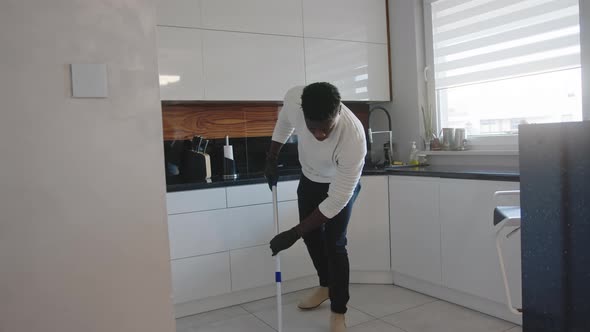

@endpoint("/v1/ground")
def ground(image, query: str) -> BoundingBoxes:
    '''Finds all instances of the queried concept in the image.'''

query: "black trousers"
[297,175,361,314]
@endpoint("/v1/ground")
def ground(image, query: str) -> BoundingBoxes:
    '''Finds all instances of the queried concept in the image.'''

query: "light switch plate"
[70,64,108,98]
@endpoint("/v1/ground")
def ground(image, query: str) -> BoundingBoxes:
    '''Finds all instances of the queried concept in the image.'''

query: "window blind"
[431,0,581,89]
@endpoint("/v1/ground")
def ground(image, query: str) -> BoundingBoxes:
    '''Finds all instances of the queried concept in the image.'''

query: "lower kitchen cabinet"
[389,176,442,285]
[168,203,274,259]
[389,175,522,321]
[230,245,275,291]
[278,176,392,276]
[277,180,300,202]
[439,179,521,307]
[281,241,316,281]
[225,180,300,207]
[226,183,272,207]
[166,175,523,320]
[166,187,226,214]
[278,200,316,281]
[170,252,231,304]
[348,176,391,271]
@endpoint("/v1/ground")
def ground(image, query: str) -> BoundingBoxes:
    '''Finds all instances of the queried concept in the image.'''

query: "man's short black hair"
[301,82,341,121]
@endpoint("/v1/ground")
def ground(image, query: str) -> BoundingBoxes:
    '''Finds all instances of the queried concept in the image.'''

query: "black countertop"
[167,165,519,192]
[166,169,303,192]
[376,165,520,182]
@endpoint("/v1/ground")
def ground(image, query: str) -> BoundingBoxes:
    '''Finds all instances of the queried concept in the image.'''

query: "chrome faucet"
[367,106,393,165]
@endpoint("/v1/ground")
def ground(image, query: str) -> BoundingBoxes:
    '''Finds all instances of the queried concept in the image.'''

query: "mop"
[272,185,283,332]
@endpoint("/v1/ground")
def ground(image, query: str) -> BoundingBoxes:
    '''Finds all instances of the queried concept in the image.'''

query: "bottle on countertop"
[223,135,238,179]
[409,141,419,166]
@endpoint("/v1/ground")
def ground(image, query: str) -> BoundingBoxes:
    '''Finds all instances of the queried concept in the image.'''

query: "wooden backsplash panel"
[243,105,280,137]
[162,102,369,140]
[162,103,280,140]
[346,103,369,131]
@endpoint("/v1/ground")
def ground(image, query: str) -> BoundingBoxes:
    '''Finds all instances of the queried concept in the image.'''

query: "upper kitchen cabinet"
[305,38,390,101]
[302,0,387,44]
[155,0,201,28]
[202,30,305,100]
[154,0,390,101]
[201,0,303,36]
[157,27,204,101]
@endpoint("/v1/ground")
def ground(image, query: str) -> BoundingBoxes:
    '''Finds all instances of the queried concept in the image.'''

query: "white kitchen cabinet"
[282,241,316,281]
[389,176,442,285]
[278,200,316,281]
[277,180,299,202]
[170,252,231,304]
[230,245,275,291]
[305,38,390,101]
[201,0,303,36]
[302,0,387,43]
[277,176,391,278]
[155,0,201,28]
[348,176,390,271]
[166,187,226,215]
[226,183,272,208]
[226,180,299,207]
[202,30,305,100]
[156,27,204,100]
[439,179,521,307]
[168,203,274,259]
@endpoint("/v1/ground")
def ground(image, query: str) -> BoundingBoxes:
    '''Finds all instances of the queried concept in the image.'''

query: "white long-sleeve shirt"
[272,86,367,219]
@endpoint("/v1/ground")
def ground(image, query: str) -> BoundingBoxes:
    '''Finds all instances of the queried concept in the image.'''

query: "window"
[424,0,583,143]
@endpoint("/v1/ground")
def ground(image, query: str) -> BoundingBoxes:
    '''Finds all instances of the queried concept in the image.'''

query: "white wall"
[0,2,175,332]
[375,0,426,162]
[581,0,590,120]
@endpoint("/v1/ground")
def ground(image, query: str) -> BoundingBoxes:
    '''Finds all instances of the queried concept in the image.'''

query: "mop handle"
[272,185,283,332]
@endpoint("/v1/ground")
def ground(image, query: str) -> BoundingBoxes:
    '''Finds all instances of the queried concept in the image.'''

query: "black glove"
[270,227,300,256]
[264,152,278,190]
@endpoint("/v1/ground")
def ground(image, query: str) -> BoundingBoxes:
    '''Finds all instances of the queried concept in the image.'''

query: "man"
[266,82,366,332]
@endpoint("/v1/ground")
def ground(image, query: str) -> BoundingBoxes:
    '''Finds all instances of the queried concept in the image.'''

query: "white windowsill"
[420,150,519,156]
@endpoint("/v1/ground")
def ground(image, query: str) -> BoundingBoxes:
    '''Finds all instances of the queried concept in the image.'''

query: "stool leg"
[496,226,522,315]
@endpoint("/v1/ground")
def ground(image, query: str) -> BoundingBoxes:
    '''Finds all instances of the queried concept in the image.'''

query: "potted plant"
[421,105,440,150]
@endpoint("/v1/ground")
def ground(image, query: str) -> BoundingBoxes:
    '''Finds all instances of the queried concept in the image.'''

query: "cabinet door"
[302,0,387,43]
[348,176,390,271]
[439,179,521,307]
[166,188,227,215]
[202,30,305,100]
[201,0,303,36]
[277,180,299,202]
[168,203,274,259]
[155,0,201,28]
[226,181,299,208]
[305,38,390,101]
[226,183,272,208]
[278,200,316,281]
[230,245,275,291]
[389,176,442,285]
[170,252,231,304]
[156,27,204,100]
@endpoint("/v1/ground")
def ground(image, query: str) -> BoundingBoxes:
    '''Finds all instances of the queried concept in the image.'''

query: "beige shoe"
[330,312,346,332]
[297,287,329,310]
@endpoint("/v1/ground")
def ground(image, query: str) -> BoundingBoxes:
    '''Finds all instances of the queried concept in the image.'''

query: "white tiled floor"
[175,284,520,332]
[505,327,522,332]
[381,300,515,332]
